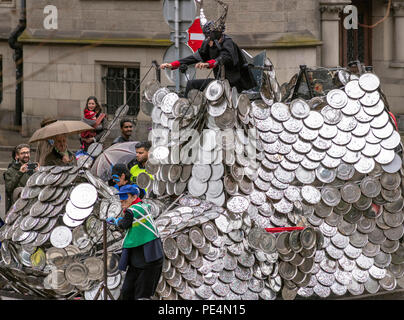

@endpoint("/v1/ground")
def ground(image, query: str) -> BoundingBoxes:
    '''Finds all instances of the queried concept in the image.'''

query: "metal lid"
[50,226,72,249]
[368,227,387,245]
[227,196,250,214]
[342,98,361,116]
[290,99,310,119]
[295,166,316,185]
[70,183,97,209]
[341,182,361,203]
[215,108,236,130]
[279,261,297,281]
[66,200,93,221]
[321,187,341,207]
[319,123,338,139]
[161,92,179,113]
[327,89,348,108]
[380,172,401,190]
[208,100,227,117]
[315,165,337,184]
[187,177,207,197]
[271,102,290,122]
[363,99,385,116]
[46,247,67,267]
[381,154,402,174]
[337,219,357,236]
[235,93,250,117]
[360,91,380,107]
[65,262,89,286]
[205,80,224,102]
[276,232,292,255]
[336,163,355,180]
[321,106,342,125]
[345,80,365,99]
[359,73,380,92]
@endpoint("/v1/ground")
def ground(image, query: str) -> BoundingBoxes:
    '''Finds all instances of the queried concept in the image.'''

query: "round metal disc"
[50,226,73,249]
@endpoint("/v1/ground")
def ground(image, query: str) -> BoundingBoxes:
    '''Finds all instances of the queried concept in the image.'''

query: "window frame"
[102,64,141,117]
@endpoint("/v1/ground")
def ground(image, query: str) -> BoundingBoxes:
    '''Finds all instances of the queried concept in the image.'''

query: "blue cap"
[117,184,140,200]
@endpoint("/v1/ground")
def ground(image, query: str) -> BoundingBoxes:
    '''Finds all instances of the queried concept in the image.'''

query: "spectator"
[79,131,97,153]
[128,141,153,184]
[81,96,107,144]
[35,117,57,166]
[110,163,145,198]
[7,147,17,169]
[111,119,135,145]
[44,134,77,166]
[4,144,39,211]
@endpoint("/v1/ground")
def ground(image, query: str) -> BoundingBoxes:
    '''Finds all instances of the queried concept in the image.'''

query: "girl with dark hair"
[81,96,107,145]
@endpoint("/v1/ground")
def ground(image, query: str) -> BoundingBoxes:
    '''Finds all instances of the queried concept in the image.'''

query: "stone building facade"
[0,0,403,139]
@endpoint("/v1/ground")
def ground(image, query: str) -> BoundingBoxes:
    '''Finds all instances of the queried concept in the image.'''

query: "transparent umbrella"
[90,141,139,181]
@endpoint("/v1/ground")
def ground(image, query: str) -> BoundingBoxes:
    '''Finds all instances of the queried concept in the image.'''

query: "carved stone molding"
[319,1,352,14]
[392,1,404,16]
[319,5,345,14]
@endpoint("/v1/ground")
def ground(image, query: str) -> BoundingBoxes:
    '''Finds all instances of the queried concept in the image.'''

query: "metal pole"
[174,0,180,92]
[103,220,108,300]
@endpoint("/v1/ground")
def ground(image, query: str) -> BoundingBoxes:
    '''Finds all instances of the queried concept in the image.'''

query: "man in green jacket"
[106,184,163,300]
[4,144,39,211]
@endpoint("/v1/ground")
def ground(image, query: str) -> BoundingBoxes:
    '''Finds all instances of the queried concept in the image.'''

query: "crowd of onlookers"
[2,95,153,212]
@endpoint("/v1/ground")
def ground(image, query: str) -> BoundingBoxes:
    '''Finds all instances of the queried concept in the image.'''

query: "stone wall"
[22,44,171,140]
[372,0,404,116]
[0,0,20,130]
[23,0,320,48]
[18,0,321,139]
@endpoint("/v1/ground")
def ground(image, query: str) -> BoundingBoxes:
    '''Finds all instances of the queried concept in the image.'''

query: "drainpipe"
[8,0,26,127]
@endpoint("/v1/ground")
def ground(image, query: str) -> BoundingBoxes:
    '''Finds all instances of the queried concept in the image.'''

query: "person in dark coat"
[106,184,163,300]
[111,119,135,145]
[160,20,256,97]
[109,163,147,199]
[35,117,57,166]
[44,134,77,166]
[4,144,39,211]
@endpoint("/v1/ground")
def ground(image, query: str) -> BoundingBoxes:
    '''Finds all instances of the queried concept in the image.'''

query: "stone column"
[320,1,351,67]
[392,1,404,67]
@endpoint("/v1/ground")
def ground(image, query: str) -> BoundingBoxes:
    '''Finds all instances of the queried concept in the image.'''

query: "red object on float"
[265,227,305,233]
[389,111,398,131]
[187,18,205,52]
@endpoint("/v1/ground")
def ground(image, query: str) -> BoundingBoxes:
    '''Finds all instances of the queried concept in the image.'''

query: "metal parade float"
[0,0,404,301]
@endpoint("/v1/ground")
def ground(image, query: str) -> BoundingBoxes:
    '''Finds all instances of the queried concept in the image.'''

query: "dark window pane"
[126,67,140,116]
[358,14,365,63]
[105,67,124,114]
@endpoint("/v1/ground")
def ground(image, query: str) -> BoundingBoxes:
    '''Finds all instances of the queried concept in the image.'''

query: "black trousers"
[185,78,215,98]
[120,259,163,300]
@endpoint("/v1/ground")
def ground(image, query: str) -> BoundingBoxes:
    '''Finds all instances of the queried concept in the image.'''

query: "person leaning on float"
[106,184,163,300]
[159,20,256,97]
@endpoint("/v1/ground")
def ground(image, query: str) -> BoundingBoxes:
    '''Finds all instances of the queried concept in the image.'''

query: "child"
[81,96,106,143]
[83,96,101,121]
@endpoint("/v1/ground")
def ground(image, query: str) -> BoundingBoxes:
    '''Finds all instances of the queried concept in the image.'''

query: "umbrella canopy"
[91,141,139,181]
[29,120,95,143]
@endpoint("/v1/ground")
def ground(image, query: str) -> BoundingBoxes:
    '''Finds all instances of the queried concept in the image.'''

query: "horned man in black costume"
[160,0,256,97]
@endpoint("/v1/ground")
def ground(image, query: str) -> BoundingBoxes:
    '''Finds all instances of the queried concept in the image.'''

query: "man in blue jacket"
[106,184,163,300]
